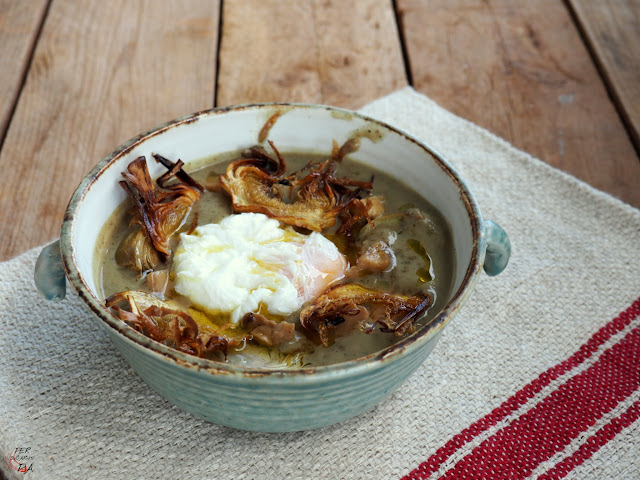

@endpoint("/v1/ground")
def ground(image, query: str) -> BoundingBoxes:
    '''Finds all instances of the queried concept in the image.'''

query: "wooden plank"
[397,0,640,208]
[0,0,49,144]
[216,0,407,109]
[0,0,219,261]
[568,0,640,149]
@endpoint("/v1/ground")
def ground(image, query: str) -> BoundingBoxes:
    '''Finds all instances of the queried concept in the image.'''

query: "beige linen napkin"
[1,87,639,480]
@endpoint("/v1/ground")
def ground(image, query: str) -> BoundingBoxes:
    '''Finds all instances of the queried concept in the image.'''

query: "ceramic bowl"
[35,104,510,432]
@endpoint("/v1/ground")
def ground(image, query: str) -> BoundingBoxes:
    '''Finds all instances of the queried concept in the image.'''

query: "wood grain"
[568,0,640,149]
[397,0,640,207]
[216,0,407,109]
[0,0,49,144]
[0,0,219,261]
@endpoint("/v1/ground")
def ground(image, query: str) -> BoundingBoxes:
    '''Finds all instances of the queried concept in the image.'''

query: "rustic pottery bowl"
[35,104,510,432]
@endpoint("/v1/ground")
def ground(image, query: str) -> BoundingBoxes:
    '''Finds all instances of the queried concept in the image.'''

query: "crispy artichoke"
[116,156,203,273]
[219,142,374,231]
[106,290,242,358]
[299,283,431,346]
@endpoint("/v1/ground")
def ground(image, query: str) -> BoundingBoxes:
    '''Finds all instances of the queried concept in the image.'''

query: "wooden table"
[1,0,638,261]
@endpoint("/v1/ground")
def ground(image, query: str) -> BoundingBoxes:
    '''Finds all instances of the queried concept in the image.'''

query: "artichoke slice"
[299,283,431,346]
[106,290,243,358]
[219,141,373,231]
[115,156,202,273]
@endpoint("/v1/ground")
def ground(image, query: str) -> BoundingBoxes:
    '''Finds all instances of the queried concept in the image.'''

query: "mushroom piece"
[145,270,169,298]
[299,283,432,346]
[347,240,396,278]
[241,312,296,347]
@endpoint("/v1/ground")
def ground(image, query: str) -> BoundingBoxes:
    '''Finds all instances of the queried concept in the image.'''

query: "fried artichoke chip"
[115,156,202,273]
[336,194,385,242]
[106,290,243,358]
[299,284,431,346]
[219,141,373,231]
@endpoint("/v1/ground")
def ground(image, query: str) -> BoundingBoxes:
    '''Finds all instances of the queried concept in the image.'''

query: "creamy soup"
[94,149,455,367]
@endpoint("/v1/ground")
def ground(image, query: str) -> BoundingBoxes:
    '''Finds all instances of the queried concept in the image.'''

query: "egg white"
[172,213,347,323]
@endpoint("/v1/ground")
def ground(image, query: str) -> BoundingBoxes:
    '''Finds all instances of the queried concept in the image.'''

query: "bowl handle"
[483,220,511,276]
[34,240,67,301]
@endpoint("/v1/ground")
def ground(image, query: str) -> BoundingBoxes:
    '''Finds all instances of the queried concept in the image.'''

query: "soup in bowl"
[35,104,510,432]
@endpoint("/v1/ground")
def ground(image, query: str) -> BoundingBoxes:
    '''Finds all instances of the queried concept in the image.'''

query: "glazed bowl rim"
[60,102,486,381]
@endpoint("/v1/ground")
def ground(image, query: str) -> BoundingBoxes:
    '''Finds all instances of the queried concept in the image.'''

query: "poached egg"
[173,213,347,323]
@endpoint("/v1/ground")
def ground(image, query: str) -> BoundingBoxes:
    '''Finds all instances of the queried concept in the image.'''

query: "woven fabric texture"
[1,87,639,479]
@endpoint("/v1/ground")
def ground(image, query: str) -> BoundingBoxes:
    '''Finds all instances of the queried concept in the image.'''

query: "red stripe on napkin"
[537,399,640,480]
[403,297,640,480]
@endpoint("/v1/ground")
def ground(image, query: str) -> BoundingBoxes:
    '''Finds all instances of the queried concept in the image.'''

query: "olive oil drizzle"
[407,238,433,282]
